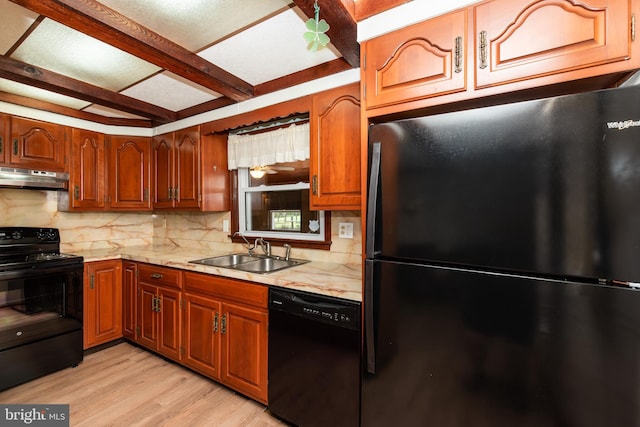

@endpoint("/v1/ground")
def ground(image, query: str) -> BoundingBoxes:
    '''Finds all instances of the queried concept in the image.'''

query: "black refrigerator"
[363,85,640,427]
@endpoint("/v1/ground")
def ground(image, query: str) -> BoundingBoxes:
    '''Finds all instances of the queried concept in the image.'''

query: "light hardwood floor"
[0,343,288,427]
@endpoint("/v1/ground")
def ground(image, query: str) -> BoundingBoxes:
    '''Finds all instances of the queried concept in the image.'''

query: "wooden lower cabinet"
[121,264,268,404]
[136,264,182,362]
[122,261,137,340]
[183,293,222,380]
[183,271,268,404]
[83,260,123,349]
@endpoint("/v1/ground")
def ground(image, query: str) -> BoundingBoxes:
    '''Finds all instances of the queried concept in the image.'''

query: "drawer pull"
[150,273,163,279]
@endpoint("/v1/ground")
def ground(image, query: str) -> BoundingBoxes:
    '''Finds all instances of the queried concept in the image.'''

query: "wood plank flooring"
[0,343,288,427]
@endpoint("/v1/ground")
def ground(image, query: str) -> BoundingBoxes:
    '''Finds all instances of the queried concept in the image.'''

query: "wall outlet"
[222,219,229,233]
[339,222,354,239]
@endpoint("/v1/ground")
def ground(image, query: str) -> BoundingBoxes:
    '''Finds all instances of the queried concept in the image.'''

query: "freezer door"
[362,260,640,427]
[367,85,640,282]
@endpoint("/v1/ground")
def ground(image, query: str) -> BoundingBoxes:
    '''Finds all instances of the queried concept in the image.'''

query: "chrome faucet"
[283,243,291,261]
[233,232,254,254]
[255,237,271,256]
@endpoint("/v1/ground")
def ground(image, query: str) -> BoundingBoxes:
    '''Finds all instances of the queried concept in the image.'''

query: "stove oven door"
[0,262,83,390]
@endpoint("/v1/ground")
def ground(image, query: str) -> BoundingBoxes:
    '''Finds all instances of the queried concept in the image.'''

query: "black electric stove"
[0,227,84,391]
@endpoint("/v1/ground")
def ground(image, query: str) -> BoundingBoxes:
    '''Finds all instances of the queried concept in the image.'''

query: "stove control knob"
[11,231,22,240]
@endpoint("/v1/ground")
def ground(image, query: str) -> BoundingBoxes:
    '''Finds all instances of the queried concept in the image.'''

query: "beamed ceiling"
[0,0,360,127]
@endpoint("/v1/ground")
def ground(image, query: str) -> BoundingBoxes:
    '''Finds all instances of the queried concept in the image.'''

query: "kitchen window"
[229,118,331,249]
[237,160,325,242]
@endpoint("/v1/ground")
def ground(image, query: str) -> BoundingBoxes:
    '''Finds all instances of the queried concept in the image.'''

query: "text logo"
[607,119,640,130]
[1,405,69,426]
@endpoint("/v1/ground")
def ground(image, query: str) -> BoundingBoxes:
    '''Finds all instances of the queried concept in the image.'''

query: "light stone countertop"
[72,245,362,302]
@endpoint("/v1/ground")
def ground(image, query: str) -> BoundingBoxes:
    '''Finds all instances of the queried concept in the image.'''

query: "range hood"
[0,167,69,190]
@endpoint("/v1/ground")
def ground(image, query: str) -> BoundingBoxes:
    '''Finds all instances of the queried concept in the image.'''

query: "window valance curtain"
[227,122,310,170]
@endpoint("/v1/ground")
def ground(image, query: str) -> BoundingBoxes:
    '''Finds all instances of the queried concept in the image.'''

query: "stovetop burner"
[0,227,83,270]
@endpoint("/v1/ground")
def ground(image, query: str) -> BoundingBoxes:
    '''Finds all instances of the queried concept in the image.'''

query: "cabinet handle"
[312,175,318,195]
[0,136,3,153]
[454,36,463,73]
[213,312,219,333]
[168,187,174,200]
[156,296,161,313]
[90,274,95,290]
[150,273,163,279]
[221,313,227,334]
[633,14,636,42]
[74,185,80,200]
[479,30,488,69]
[174,188,179,201]
[151,296,157,312]
[13,139,18,155]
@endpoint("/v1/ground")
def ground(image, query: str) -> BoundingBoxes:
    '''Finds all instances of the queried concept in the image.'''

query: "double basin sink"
[190,253,309,274]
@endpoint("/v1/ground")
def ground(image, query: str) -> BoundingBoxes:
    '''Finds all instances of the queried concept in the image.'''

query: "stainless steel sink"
[189,253,308,274]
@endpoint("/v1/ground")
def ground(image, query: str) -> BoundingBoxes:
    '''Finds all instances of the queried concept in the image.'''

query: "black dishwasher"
[268,288,361,427]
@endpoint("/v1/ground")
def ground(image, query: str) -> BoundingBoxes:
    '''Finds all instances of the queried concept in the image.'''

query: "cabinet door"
[174,126,200,209]
[108,135,151,210]
[310,83,361,210]
[0,114,8,164]
[10,116,67,171]
[200,133,229,211]
[122,261,137,340]
[84,260,122,349]
[137,282,158,350]
[184,293,222,380]
[221,302,268,404]
[69,129,105,210]
[152,132,174,209]
[362,10,467,109]
[157,286,182,361]
[473,0,631,89]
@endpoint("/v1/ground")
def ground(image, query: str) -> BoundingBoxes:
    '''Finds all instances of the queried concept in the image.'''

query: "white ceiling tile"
[121,72,222,112]
[99,0,291,51]
[0,2,38,55]
[198,7,340,85]
[11,18,161,91]
[0,78,91,109]
[82,105,148,120]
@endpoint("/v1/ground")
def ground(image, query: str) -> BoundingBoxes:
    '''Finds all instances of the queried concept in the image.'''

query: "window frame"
[230,170,332,250]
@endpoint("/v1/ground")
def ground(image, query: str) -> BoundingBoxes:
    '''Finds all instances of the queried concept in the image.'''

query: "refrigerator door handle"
[364,260,376,374]
[366,142,382,259]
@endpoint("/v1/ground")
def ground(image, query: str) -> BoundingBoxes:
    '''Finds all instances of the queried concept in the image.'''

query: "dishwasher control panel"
[270,288,360,330]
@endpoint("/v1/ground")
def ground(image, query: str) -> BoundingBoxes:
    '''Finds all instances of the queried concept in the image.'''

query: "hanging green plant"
[303,0,330,52]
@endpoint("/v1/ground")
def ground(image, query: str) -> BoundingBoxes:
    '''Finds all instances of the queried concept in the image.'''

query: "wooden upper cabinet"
[9,116,67,171]
[473,0,632,89]
[68,129,105,210]
[0,114,8,164]
[362,9,467,110]
[152,126,201,210]
[108,135,151,210]
[152,133,173,209]
[174,126,200,209]
[200,132,230,212]
[310,83,361,210]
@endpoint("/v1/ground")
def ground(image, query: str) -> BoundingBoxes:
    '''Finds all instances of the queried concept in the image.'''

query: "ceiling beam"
[293,0,360,68]
[0,90,153,127]
[0,55,176,123]
[9,0,255,102]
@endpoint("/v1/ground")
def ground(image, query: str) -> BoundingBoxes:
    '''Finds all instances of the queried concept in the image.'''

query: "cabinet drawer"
[184,272,268,308]
[138,263,182,289]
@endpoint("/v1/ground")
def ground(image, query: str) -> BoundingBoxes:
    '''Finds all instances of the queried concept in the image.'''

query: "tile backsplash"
[0,189,361,264]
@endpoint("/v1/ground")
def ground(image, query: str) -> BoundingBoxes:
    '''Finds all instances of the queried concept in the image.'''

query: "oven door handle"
[0,262,83,280]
